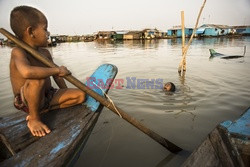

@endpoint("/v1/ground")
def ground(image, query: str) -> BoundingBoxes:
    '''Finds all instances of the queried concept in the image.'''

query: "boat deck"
[0,105,100,166]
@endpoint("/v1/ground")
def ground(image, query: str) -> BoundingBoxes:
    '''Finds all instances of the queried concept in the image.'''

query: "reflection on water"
[0,37,250,167]
[168,36,249,47]
[177,72,197,124]
[94,39,162,50]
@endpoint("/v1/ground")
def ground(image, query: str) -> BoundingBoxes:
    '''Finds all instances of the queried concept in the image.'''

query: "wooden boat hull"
[0,106,99,166]
[182,107,250,167]
[0,64,118,166]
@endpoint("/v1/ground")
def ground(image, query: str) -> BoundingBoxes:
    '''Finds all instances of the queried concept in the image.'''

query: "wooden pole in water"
[178,0,207,75]
[181,11,186,73]
[0,28,182,153]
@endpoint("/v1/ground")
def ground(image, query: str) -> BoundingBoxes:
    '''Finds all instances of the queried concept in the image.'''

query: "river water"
[0,37,250,167]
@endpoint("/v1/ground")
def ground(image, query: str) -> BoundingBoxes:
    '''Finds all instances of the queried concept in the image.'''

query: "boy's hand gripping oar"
[0,28,182,153]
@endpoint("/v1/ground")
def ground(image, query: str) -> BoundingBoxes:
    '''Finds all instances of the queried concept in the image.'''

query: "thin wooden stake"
[178,0,207,75]
[181,11,186,74]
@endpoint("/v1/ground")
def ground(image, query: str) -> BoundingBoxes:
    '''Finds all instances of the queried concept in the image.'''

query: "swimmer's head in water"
[164,82,175,92]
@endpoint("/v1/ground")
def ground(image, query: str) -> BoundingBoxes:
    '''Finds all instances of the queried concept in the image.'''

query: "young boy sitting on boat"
[10,6,86,137]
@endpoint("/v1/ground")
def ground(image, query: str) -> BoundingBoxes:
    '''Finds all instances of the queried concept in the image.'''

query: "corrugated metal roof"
[126,31,143,35]
[115,31,128,34]
[232,25,250,29]
[200,24,231,29]
[168,26,193,30]
[97,31,116,35]
[196,28,205,34]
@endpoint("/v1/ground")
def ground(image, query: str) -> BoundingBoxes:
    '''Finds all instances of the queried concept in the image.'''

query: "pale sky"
[0,0,250,38]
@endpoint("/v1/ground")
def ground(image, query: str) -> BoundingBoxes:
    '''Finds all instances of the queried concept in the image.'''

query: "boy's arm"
[42,48,69,89]
[53,76,68,89]
[12,47,70,79]
[12,47,61,79]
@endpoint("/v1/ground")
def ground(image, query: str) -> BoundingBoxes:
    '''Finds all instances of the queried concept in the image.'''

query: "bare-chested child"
[10,6,85,137]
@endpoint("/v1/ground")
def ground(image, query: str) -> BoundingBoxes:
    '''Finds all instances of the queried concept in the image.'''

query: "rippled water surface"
[1,37,250,167]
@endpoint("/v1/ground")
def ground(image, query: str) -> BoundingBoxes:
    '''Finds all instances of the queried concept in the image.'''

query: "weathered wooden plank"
[0,111,26,127]
[0,105,99,167]
[183,108,250,167]
[182,138,221,167]
[0,134,15,161]
[233,138,250,166]
[0,104,90,153]
[182,126,246,167]
[209,127,244,167]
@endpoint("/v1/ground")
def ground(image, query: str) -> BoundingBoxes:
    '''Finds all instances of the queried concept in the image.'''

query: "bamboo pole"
[178,0,207,75]
[181,11,186,74]
[0,28,182,153]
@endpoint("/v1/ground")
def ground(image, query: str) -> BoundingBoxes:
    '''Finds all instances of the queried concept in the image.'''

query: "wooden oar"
[0,28,182,153]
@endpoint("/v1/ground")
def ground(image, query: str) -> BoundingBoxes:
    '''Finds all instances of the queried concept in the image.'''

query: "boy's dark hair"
[169,82,176,92]
[10,6,46,39]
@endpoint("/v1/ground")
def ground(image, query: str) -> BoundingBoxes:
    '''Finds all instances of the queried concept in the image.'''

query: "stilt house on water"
[113,31,128,40]
[167,26,193,38]
[123,31,144,40]
[232,26,250,35]
[196,24,231,37]
[95,31,116,40]
[142,29,161,39]
[55,35,68,43]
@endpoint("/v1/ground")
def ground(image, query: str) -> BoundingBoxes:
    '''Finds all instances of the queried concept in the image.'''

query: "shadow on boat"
[155,150,191,167]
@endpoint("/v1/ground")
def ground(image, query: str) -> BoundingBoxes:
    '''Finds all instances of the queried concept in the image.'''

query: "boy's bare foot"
[27,118,51,137]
